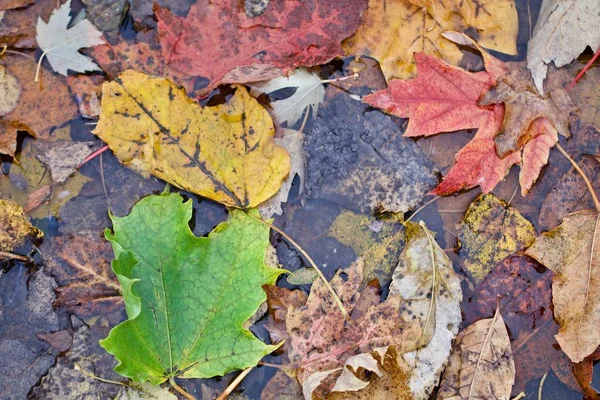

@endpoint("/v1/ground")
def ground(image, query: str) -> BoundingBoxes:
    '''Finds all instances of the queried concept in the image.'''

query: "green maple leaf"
[100,191,284,384]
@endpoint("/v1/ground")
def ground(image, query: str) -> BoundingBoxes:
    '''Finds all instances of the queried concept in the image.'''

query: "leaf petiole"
[169,376,195,400]
[555,144,600,212]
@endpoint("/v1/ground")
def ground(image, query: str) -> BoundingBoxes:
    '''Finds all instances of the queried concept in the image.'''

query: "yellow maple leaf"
[94,70,291,208]
[343,0,518,80]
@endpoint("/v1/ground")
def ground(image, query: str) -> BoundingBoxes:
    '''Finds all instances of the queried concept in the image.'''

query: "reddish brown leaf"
[263,285,307,353]
[155,0,367,90]
[37,330,73,353]
[0,0,55,48]
[519,118,558,195]
[432,104,521,195]
[45,236,122,323]
[2,55,77,140]
[363,53,494,137]
[0,0,34,11]
[574,348,600,399]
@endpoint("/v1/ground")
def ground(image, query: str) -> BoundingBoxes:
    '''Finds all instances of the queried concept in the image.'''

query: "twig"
[538,372,548,400]
[258,361,291,370]
[512,392,526,400]
[216,367,253,400]
[75,364,127,387]
[247,213,349,320]
[99,152,112,211]
[169,377,195,400]
[556,144,600,211]
[78,145,109,169]
[0,251,29,262]
[566,48,600,91]
[406,196,441,222]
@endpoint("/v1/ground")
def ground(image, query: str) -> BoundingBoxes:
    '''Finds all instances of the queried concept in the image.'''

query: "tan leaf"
[0,198,42,252]
[94,70,291,208]
[343,0,517,80]
[479,62,575,157]
[34,141,94,183]
[525,210,600,362]
[437,307,515,399]
[0,66,21,118]
[458,194,536,283]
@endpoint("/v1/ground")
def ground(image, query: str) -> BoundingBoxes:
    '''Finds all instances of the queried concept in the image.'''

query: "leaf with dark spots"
[304,91,438,214]
[94,70,290,208]
[155,0,368,91]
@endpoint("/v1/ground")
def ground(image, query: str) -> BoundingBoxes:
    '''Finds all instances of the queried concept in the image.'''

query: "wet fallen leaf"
[573,348,600,400]
[0,0,34,11]
[438,306,514,399]
[566,63,600,128]
[129,0,194,30]
[327,209,405,287]
[100,192,284,383]
[0,66,21,121]
[34,141,94,183]
[44,236,122,323]
[519,117,559,195]
[36,0,104,76]
[464,255,577,395]
[305,90,438,213]
[527,0,600,95]
[66,74,103,118]
[0,198,42,252]
[263,286,307,353]
[258,129,305,218]
[0,267,61,399]
[155,0,367,90]
[525,209,600,363]
[479,62,576,157]
[94,71,290,208]
[80,0,126,42]
[286,258,426,398]
[262,370,303,400]
[0,0,54,49]
[0,55,78,141]
[390,222,462,399]
[343,0,518,81]
[458,193,536,282]
[364,53,494,138]
[251,68,325,127]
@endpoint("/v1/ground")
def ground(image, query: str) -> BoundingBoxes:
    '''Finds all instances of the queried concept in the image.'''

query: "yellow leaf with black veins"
[343,0,518,80]
[0,199,42,252]
[94,70,291,208]
[458,194,535,282]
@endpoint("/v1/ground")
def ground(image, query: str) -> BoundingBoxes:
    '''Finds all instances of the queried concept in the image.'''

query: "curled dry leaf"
[458,194,536,282]
[437,307,515,400]
[390,222,462,400]
[155,0,367,90]
[525,210,600,363]
[343,0,518,81]
[258,129,305,218]
[251,69,325,127]
[0,198,42,252]
[479,62,576,157]
[36,0,105,76]
[94,71,290,208]
[527,0,600,95]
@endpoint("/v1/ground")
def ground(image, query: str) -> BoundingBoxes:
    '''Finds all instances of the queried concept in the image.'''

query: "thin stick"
[556,144,600,211]
[247,213,349,320]
[566,48,600,91]
[512,392,526,400]
[169,377,195,400]
[406,196,440,222]
[216,367,253,400]
[319,73,358,85]
[258,361,291,370]
[75,364,126,387]
[538,373,548,400]
[78,145,109,169]
[0,251,29,262]
[99,152,112,211]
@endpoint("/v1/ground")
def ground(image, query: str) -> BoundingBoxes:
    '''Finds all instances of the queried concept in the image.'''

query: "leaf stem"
[556,144,600,212]
[247,213,349,320]
[216,367,253,400]
[0,251,29,262]
[405,196,441,223]
[566,48,600,91]
[169,377,195,400]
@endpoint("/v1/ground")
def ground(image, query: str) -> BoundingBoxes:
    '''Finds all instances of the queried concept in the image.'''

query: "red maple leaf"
[155,0,368,90]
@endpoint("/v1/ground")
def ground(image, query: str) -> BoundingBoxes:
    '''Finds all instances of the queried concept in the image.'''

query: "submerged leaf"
[458,194,536,282]
[525,210,600,363]
[0,199,42,252]
[437,307,515,399]
[94,71,291,208]
[100,192,284,383]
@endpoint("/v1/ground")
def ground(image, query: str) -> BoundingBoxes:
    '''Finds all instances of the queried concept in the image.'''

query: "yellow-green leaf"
[94,70,291,208]
[458,194,535,282]
[0,199,42,252]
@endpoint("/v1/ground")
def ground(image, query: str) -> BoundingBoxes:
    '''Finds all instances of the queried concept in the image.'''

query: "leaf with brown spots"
[479,62,576,157]
[525,210,600,363]
[0,0,55,49]
[0,198,42,252]
[437,306,515,399]
[154,0,368,91]
[44,236,123,323]
[94,70,290,208]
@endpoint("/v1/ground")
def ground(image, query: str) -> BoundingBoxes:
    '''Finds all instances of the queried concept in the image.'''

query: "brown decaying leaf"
[0,0,54,48]
[44,236,123,322]
[0,0,34,11]
[0,66,21,118]
[573,348,600,399]
[566,63,600,128]
[34,141,94,183]
[0,198,42,252]
[286,259,425,398]
[263,285,307,354]
[525,210,600,363]
[458,193,536,282]
[1,55,77,140]
[464,255,577,395]
[437,306,515,399]
[479,62,575,157]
